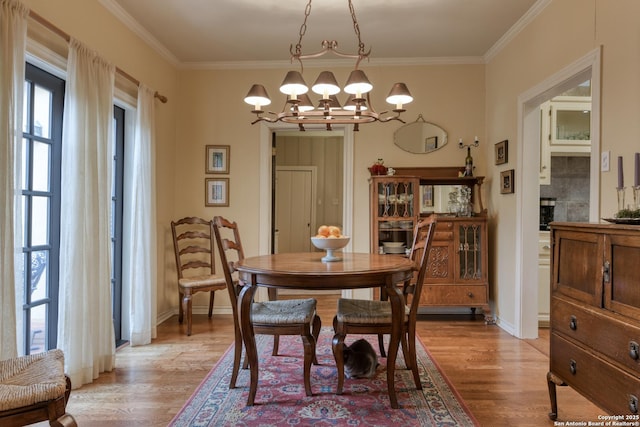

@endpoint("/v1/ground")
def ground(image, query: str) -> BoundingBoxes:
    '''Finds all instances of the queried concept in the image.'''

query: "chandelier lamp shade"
[243,0,413,131]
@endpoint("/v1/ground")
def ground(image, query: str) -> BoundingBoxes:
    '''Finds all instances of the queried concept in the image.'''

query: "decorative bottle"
[464,147,473,177]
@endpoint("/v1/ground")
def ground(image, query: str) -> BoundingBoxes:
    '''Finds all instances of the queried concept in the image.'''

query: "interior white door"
[275,167,316,254]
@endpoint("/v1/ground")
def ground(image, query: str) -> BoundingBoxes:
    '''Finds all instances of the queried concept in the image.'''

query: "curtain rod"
[28,10,168,104]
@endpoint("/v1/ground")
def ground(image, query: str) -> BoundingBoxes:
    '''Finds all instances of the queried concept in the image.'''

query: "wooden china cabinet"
[369,166,493,323]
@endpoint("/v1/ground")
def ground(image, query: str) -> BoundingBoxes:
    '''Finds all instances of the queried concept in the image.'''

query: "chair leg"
[377,334,386,358]
[312,315,321,365]
[242,353,249,370]
[272,335,280,356]
[208,291,215,318]
[51,413,78,427]
[178,292,184,323]
[182,292,193,336]
[332,317,346,395]
[49,414,78,427]
[301,328,316,397]
[406,323,421,390]
[230,324,243,389]
[400,333,411,370]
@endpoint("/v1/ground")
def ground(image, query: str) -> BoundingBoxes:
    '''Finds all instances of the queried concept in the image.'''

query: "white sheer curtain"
[125,84,157,346]
[57,38,115,387]
[0,0,28,360]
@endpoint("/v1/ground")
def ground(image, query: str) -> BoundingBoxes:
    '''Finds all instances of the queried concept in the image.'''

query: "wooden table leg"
[386,276,403,409]
[239,280,258,406]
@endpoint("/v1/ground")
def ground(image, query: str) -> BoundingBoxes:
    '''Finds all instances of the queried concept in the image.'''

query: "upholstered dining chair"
[171,217,227,336]
[332,215,437,394]
[212,215,321,397]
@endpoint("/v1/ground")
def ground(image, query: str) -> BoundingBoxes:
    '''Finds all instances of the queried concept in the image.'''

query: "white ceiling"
[102,0,540,67]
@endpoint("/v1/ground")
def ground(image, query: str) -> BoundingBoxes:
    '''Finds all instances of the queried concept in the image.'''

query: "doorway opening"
[515,47,601,338]
[257,124,354,300]
[273,131,344,255]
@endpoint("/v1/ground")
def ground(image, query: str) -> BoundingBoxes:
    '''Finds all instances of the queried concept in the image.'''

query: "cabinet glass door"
[376,179,415,253]
[551,102,591,147]
[458,223,482,280]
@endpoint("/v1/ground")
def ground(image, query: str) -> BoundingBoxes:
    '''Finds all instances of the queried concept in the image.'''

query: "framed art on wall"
[495,140,508,165]
[205,178,229,206]
[500,169,514,194]
[206,145,230,174]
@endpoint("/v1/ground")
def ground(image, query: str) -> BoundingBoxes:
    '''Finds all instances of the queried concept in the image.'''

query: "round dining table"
[235,251,415,409]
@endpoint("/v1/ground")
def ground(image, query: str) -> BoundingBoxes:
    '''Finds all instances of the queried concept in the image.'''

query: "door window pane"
[33,85,52,138]
[23,81,31,133]
[29,304,47,354]
[31,196,49,246]
[32,141,51,191]
[29,251,48,302]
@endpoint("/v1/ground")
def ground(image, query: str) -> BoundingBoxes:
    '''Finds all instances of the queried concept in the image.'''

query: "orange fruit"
[328,226,341,237]
[317,225,330,237]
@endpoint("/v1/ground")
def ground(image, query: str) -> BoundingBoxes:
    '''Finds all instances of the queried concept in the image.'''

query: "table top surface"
[236,252,413,275]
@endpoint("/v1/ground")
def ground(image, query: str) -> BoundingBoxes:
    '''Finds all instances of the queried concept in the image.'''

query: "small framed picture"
[500,169,514,194]
[419,185,434,213]
[205,145,230,174]
[205,178,229,206]
[495,140,508,165]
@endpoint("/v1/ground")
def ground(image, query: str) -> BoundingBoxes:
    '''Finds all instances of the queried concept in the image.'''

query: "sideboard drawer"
[552,296,640,373]
[550,333,640,415]
[421,285,487,305]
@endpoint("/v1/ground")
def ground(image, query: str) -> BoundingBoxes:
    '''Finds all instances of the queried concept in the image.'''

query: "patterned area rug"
[169,328,478,426]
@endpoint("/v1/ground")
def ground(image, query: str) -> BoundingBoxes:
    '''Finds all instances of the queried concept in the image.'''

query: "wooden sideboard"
[548,222,640,419]
[369,167,493,323]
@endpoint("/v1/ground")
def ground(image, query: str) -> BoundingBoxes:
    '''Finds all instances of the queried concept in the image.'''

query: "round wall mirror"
[393,115,448,154]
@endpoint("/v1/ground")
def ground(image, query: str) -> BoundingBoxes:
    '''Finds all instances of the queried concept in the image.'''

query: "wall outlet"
[601,151,610,172]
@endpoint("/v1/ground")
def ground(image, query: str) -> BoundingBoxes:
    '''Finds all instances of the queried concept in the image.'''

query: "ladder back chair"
[332,215,437,394]
[212,215,321,401]
[171,217,227,336]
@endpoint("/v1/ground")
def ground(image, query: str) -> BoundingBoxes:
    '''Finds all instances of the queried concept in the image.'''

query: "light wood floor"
[50,295,604,427]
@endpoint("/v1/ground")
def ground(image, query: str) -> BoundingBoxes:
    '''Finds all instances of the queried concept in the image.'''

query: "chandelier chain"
[294,0,313,57]
[294,0,367,57]
[348,0,366,56]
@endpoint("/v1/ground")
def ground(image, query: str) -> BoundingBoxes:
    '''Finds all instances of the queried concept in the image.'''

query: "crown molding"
[180,55,485,71]
[484,0,551,62]
[98,0,180,67]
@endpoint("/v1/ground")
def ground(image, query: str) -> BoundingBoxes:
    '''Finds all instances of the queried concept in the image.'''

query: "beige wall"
[485,0,640,327]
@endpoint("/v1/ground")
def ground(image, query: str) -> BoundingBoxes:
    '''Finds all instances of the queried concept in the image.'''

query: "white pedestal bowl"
[310,237,350,262]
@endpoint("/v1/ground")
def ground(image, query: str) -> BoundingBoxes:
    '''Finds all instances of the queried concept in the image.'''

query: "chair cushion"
[336,298,409,324]
[178,274,226,289]
[251,298,317,324]
[0,349,67,411]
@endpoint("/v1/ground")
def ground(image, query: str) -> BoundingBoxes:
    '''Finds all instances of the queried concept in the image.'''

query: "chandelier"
[243,0,414,131]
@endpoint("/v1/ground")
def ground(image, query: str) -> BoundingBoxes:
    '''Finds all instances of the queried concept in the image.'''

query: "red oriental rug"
[169,328,479,426]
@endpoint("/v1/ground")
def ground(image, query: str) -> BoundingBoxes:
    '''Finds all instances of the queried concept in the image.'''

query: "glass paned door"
[21,63,64,354]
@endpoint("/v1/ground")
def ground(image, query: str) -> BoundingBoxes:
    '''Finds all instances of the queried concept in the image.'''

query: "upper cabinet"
[540,98,592,185]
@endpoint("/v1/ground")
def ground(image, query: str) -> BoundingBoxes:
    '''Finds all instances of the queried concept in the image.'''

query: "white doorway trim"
[514,47,601,338]
[257,123,354,300]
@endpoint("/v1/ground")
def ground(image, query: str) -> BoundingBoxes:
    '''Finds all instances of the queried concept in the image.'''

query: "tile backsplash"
[540,156,590,223]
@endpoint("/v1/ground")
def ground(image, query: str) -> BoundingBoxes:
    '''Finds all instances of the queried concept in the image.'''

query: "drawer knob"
[630,395,639,414]
[569,315,577,331]
[630,341,640,360]
[569,359,577,375]
[467,292,473,298]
